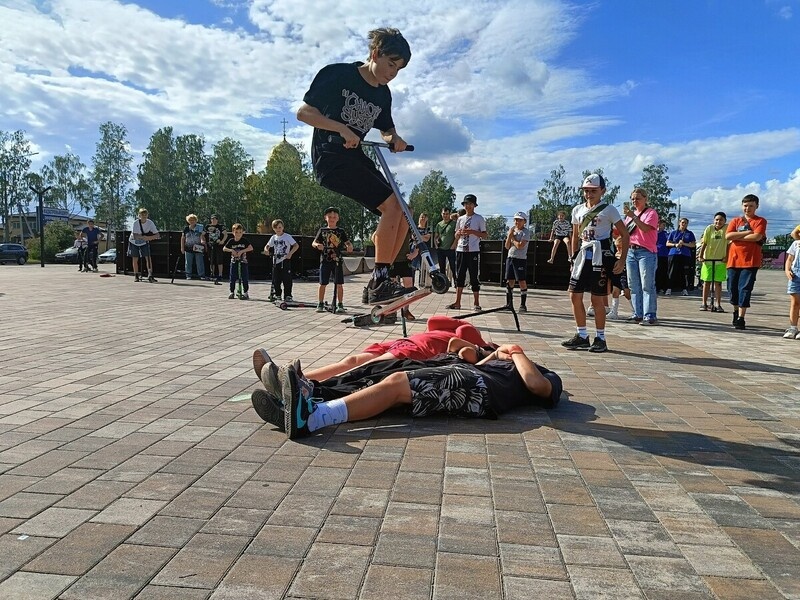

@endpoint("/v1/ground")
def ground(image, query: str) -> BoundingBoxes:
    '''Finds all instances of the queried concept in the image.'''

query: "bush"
[38,221,76,261]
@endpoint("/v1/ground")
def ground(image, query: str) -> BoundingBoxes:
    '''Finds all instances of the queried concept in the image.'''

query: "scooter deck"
[371,288,431,317]
[345,288,431,327]
[277,300,327,310]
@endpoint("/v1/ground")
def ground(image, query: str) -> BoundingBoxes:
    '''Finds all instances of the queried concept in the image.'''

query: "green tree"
[485,215,509,240]
[41,152,93,216]
[136,127,179,228]
[773,233,792,250]
[532,165,579,237]
[91,122,135,239]
[0,130,35,242]
[635,164,676,227]
[40,219,75,261]
[408,170,457,221]
[176,134,211,222]
[208,137,252,227]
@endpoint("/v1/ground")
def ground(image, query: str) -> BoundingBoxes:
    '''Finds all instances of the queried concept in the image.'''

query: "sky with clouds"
[2,0,799,234]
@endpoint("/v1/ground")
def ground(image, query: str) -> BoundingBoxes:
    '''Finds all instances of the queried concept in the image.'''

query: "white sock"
[307,398,349,432]
[596,328,606,340]
[611,297,620,312]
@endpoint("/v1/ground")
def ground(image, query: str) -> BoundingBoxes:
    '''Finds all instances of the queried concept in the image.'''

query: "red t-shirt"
[726,215,767,268]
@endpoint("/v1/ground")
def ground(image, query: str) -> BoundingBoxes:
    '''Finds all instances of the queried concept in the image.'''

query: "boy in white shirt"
[265,219,299,302]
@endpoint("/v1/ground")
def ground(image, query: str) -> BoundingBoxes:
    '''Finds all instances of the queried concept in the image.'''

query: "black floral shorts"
[406,365,495,419]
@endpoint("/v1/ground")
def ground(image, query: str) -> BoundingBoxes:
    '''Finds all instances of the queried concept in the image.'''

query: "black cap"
[324,206,340,215]
[462,194,477,206]
[210,214,219,220]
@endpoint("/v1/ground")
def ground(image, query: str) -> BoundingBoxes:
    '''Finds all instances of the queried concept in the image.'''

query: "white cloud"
[1,0,798,231]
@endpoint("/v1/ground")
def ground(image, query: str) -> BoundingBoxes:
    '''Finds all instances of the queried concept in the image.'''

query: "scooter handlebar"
[327,135,414,152]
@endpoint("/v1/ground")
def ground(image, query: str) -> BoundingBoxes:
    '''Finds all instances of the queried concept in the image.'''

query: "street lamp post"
[28,183,52,268]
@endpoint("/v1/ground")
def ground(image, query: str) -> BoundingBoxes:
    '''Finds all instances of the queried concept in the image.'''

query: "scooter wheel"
[279,302,288,310]
[431,271,450,295]
[370,305,383,325]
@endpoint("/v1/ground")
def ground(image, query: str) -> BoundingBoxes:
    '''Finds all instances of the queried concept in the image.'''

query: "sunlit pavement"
[0,264,798,599]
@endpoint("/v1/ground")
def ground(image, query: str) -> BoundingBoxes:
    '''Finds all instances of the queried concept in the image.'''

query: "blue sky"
[2,0,799,234]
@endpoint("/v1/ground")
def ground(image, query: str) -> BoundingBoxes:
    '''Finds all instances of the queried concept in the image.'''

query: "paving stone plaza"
[0,264,798,599]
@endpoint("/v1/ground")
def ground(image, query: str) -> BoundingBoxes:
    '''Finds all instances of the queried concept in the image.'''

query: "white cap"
[513,211,527,221]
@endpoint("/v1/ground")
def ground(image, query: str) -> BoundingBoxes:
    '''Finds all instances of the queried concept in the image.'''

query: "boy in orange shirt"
[726,194,767,330]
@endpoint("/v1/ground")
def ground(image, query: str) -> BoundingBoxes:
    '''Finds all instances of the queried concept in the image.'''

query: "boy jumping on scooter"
[297,27,412,305]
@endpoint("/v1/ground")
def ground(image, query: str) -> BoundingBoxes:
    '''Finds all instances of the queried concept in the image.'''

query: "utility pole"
[29,183,52,267]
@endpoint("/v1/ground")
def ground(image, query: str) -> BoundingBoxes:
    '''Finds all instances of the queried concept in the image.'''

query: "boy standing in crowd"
[265,219,299,302]
[726,194,767,330]
[312,207,353,314]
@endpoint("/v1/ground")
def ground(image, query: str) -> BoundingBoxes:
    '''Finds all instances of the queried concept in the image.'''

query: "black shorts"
[505,257,527,282]
[127,243,150,258]
[610,269,628,291]
[390,260,412,279]
[407,365,495,419]
[319,261,344,285]
[317,154,393,216]
[568,247,616,296]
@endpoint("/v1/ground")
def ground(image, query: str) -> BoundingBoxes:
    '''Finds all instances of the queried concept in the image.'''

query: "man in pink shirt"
[623,187,660,325]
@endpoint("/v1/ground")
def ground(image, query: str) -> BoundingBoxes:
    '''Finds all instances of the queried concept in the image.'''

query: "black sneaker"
[251,389,285,431]
[519,305,528,313]
[732,310,739,327]
[148,275,157,283]
[228,292,235,299]
[361,286,369,304]
[561,333,590,349]
[280,363,316,439]
[134,275,141,282]
[588,337,608,353]
[214,278,222,286]
[368,280,415,304]
[734,317,746,330]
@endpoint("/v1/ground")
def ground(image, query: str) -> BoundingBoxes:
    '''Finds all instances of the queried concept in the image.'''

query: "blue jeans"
[185,251,205,278]
[727,267,758,308]
[626,247,658,319]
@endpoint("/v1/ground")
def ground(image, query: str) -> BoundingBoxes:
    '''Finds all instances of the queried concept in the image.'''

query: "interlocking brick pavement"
[0,263,798,599]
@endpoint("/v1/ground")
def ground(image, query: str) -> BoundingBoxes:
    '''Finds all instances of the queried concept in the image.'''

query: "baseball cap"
[513,211,527,221]
[580,173,606,189]
[210,214,219,220]
[462,194,477,206]
[324,206,340,215]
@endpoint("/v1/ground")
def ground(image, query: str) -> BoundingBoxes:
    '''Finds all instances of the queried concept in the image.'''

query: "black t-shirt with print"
[206,223,227,245]
[302,62,395,178]
[313,227,349,264]
[224,236,252,263]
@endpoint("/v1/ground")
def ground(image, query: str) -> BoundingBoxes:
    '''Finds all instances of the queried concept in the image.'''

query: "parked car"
[54,246,80,264]
[98,248,117,263]
[0,243,29,265]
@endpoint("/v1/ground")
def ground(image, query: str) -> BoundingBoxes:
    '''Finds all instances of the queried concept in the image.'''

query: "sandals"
[446,302,461,310]
[714,305,724,313]
[700,304,708,311]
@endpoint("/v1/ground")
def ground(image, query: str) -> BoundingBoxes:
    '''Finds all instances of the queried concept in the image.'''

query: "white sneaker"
[607,310,620,320]
[795,331,800,340]
[665,289,672,296]
[785,328,799,339]
[681,290,689,296]
[605,307,612,315]
[587,306,595,317]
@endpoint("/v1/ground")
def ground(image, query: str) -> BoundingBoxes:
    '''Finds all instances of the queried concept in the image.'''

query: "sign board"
[41,207,70,224]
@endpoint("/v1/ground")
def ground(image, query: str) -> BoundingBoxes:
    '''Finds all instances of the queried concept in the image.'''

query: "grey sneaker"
[588,337,608,353]
[561,333,590,349]
[519,305,528,313]
[639,318,658,326]
[316,302,325,312]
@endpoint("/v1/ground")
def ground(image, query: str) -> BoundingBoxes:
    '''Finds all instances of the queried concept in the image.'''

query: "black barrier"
[113,232,571,289]
[115,232,323,280]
